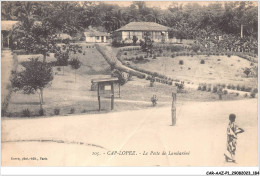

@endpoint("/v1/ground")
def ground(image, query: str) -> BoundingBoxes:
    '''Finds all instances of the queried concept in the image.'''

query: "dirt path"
[2,99,257,166]
[95,44,146,77]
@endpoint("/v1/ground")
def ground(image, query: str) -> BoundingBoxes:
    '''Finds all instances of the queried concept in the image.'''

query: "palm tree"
[14,2,39,31]
[86,7,102,27]
[112,9,125,30]
[102,12,115,32]
[49,2,81,35]
[1,2,17,20]
[125,5,141,22]
[145,8,165,23]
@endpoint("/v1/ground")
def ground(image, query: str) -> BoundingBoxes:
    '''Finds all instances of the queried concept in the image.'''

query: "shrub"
[124,52,127,55]
[200,60,205,64]
[137,74,146,79]
[227,84,231,89]
[252,88,258,93]
[191,43,200,53]
[212,86,218,93]
[54,108,60,115]
[146,76,151,80]
[250,92,256,98]
[202,84,207,91]
[39,108,45,116]
[223,90,228,94]
[236,85,240,91]
[22,109,31,117]
[244,68,251,77]
[244,93,248,98]
[70,108,75,114]
[236,93,239,96]
[198,85,201,90]
[217,59,221,61]
[240,85,245,91]
[176,83,185,93]
[207,86,211,92]
[179,60,184,65]
[57,67,61,71]
[227,53,231,57]
[153,55,157,59]
[151,95,158,106]
[245,87,252,92]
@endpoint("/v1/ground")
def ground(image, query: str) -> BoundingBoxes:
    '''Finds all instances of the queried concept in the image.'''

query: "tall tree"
[13,19,57,62]
[145,8,165,23]
[69,58,81,82]
[11,58,53,110]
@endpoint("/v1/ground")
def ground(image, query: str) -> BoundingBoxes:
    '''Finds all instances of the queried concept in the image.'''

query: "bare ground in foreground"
[2,99,258,166]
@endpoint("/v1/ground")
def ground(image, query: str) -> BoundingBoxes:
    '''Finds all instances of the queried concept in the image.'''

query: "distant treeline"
[2,1,257,39]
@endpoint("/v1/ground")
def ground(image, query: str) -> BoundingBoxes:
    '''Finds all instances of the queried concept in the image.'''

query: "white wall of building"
[121,31,168,43]
[85,36,108,43]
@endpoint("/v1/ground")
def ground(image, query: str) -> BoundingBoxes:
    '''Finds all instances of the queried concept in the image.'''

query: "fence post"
[98,83,101,111]
[172,92,177,126]
[111,83,114,110]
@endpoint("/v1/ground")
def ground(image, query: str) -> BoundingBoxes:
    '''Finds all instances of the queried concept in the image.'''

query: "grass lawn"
[4,45,254,118]
[125,54,257,88]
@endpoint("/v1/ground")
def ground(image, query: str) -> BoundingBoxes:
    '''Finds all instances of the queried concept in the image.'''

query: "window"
[96,36,100,40]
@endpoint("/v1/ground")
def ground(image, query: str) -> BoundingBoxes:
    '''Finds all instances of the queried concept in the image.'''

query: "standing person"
[224,114,245,163]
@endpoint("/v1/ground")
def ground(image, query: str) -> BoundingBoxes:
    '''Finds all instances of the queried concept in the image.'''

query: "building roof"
[84,29,110,37]
[92,77,119,84]
[116,22,169,32]
[1,21,19,31]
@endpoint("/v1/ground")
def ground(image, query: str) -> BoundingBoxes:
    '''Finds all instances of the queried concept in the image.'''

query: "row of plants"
[117,49,179,86]
[6,107,79,118]
[153,44,187,52]
[117,46,141,51]
[198,83,257,98]
[146,75,173,86]
[235,52,257,63]
[226,84,258,93]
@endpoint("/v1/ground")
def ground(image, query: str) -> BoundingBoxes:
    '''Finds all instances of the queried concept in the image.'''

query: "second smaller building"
[84,27,110,43]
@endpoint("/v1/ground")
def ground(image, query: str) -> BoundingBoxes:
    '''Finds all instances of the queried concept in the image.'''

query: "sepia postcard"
[1,1,258,170]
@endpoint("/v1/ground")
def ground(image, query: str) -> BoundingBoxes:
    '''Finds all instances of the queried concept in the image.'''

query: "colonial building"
[84,27,110,43]
[115,22,169,43]
[1,21,19,48]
